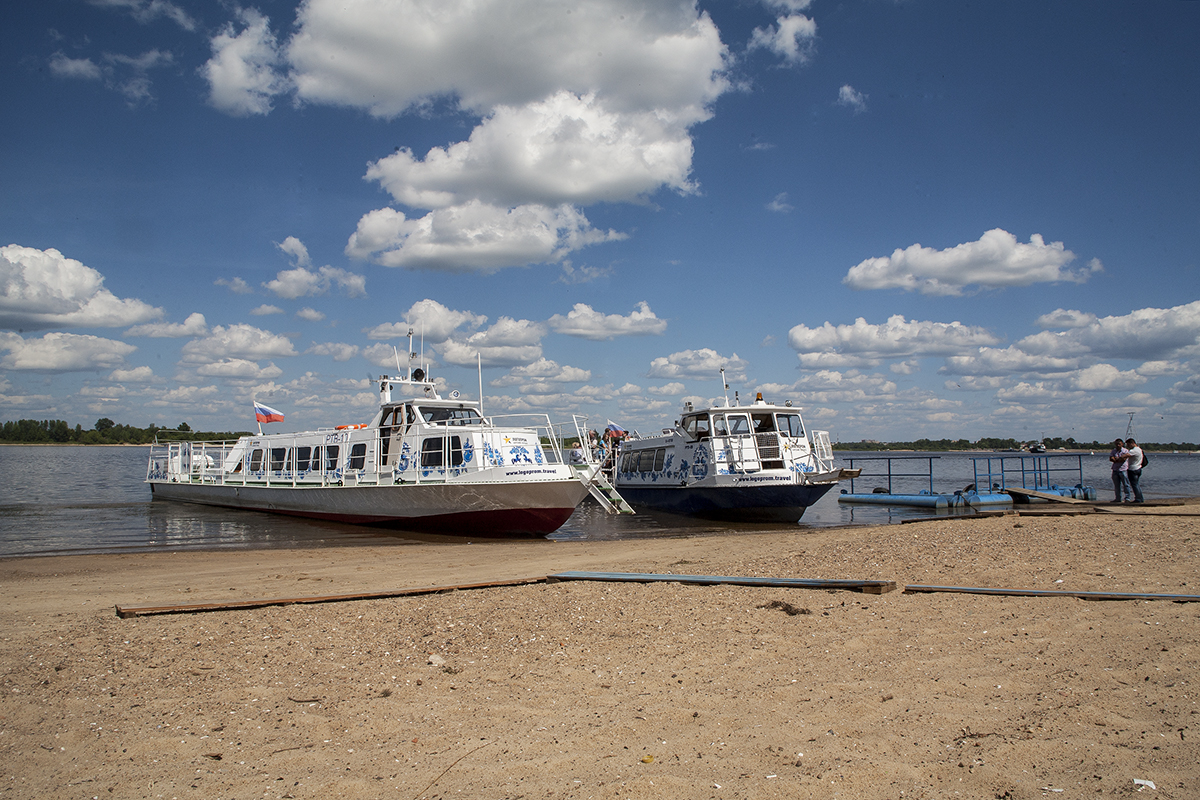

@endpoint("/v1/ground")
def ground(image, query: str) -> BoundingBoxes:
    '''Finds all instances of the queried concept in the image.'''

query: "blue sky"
[2,0,1198,443]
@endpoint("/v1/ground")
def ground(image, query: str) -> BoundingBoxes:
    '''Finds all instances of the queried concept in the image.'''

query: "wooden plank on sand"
[904,584,1200,602]
[548,571,897,594]
[1003,486,1089,504]
[115,576,547,618]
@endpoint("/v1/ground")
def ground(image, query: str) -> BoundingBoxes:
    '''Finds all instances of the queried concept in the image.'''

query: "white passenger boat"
[146,366,595,536]
[611,391,856,522]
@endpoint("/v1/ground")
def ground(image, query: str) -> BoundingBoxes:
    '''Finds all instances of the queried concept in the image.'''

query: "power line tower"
[1126,412,1136,438]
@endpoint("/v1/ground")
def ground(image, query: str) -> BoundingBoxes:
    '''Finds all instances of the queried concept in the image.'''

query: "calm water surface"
[1,445,1196,558]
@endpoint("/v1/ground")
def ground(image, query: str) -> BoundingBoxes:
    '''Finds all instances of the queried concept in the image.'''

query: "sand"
[2,505,1199,799]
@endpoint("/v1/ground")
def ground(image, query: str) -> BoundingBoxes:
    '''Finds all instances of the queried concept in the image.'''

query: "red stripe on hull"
[273,505,576,536]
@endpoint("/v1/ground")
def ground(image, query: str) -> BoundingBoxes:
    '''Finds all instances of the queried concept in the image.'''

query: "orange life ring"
[335,423,366,430]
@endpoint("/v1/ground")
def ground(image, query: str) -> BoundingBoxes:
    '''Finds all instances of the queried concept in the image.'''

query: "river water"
[1,445,1196,558]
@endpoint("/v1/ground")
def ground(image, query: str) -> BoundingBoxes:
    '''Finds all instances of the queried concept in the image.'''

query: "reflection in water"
[2,445,1196,557]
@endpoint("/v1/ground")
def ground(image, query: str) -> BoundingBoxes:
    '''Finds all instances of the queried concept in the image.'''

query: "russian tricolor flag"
[605,419,626,435]
[254,402,285,423]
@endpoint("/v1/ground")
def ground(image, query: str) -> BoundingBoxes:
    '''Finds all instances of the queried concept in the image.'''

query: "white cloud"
[1035,308,1098,329]
[547,302,667,340]
[87,0,197,30]
[648,348,748,382]
[788,314,1001,368]
[765,192,793,213]
[202,8,286,116]
[748,12,817,65]
[346,202,625,273]
[647,382,686,395]
[491,358,591,386]
[126,312,207,338]
[365,299,488,343]
[843,230,1098,296]
[939,346,1080,377]
[438,316,547,367]
[1065,364,1147,392]
[556,261,614,284]
[836,84,867,114]
[215,277,254,294]
[49,53,102,81]
[250,305,284,316]
[276,236,312,267]
[296,307,326,322]
[0,332,136,372]
[108,365,156,382]
[287,0,729,119]
[181,324,297,365]
[306,342,360,362]
[1015,301,1200,362]
[103,49,175,105]
[277,0,732,272]
[195,359,284,380]
[0,245,162,331]
[263,265,366,299]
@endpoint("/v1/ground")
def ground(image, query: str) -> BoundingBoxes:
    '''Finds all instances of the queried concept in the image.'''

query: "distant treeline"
[835,437,1197,452]
[0,418,251,445]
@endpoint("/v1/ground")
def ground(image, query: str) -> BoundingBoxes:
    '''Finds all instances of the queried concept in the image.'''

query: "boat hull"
[149,477,587,536]
[615,481,837,522]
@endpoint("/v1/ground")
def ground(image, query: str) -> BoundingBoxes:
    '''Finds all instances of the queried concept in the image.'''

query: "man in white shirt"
[1125,437,1144,503]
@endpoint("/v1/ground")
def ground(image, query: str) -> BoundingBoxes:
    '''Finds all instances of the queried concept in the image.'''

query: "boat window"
[637,450,656,472]
[322,445,339,471]
[295,446,312,471]
[249,449,264,471]
[653,448,666,471]
[269,448,288,471]
[348,443,367,470]
[620,452,633,472]
[751,413,776,433]
[420,436,464,467]
[417,406,483,426]
[712,414,728,437]
[776,414,804,438]
[682,414,711,440]
[727,414,751,435]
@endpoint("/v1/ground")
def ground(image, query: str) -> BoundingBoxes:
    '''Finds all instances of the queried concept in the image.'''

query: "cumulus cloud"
[345,202,625,273]
[547,302,667,340]
[0,332,137,372]
[647,382,686,395]
[126,312,207,338]
[1015,301,1200,362]
[250,305,284,316]
[788,314,1001,368]
[647,348,749,382]
[296,307,326,322]
[202,8,286,116]
[306,342,360,362]
[939,346,1081,377]
[439,316,546,367]
[365,299,487,343]
[274,0,734,272]
[263,265,366,299]
[181,324,297,365]
[491,358,591,386]
[836,84,867,114]
[0,244,162,331]
[1035,308,1098,329]
[108,365,156,382]
[748,10,817,65]
[276,236,311,267]
[843,230,1099,296]
[215,277,253,294]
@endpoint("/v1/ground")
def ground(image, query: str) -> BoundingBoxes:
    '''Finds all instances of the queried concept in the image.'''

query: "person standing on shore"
[1109,438,1131,502]
[1125,438,1145,503]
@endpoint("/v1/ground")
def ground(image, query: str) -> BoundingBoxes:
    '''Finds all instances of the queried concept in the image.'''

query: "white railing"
[812,430,834,471]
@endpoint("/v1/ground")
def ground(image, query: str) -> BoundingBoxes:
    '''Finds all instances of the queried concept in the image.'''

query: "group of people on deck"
[1109,437,1145,503]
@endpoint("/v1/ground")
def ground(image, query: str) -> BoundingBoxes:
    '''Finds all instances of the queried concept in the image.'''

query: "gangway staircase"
[574,464,635,514]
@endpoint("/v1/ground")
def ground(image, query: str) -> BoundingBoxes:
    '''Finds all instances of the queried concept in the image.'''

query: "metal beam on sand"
[549,571,897,594]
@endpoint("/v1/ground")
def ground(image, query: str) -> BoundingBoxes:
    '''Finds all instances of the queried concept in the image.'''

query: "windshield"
[417,406,483,426]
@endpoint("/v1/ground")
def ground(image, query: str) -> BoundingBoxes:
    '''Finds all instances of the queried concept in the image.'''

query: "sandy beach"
[3,504,1199,799]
